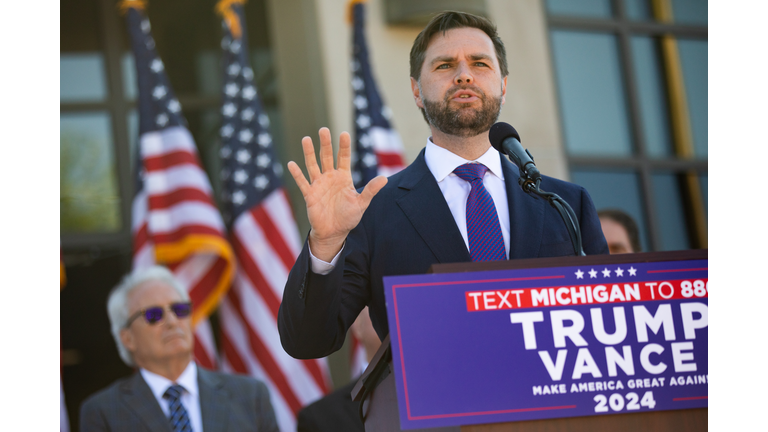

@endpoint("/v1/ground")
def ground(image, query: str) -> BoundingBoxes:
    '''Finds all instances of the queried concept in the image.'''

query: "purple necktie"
[454,163,507,261]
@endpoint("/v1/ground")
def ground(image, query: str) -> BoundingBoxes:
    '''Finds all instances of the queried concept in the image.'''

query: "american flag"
[124,3,235,370]
[214,2,330,431]
[348,0,406,377]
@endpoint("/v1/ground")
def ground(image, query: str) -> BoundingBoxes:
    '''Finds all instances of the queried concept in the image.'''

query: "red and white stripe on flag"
[370,126,406,178]
[132,126,235,368]
[219,188,330,432]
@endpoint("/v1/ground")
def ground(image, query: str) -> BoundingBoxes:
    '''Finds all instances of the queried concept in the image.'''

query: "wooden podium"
[352,250,707,432]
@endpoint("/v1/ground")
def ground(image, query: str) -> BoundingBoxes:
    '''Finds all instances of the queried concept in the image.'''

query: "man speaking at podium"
[278,11,608,360]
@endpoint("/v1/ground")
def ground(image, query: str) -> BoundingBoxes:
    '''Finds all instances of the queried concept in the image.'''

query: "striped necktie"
[453,163,507,261]
[163,384,193,432]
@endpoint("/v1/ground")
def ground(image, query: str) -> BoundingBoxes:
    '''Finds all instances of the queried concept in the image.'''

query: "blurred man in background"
[598,209,641,254]
[80,266,278,432]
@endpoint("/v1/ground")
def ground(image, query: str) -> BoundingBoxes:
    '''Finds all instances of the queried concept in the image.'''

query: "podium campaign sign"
[383,256,708,429]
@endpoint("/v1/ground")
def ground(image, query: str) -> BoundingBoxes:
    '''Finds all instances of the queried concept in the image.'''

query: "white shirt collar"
[140,361,198,400]
[424,138,504,183]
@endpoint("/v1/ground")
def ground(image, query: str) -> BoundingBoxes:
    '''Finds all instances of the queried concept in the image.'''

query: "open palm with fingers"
[287,128,388,261]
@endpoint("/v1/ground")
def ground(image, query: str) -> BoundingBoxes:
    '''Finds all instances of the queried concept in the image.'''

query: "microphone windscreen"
[488,122,521,153]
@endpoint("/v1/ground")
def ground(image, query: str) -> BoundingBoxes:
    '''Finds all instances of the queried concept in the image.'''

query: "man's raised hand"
[286,128,388,261]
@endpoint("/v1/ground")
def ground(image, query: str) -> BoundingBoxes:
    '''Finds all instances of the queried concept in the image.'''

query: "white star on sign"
[150,59,164,73]
[233,169,248,184]
[589,269,598,278]
[221,37,231,50]
[352,171,361,185]
[258,114,270,127]
[239,129,253,143]
[242,86,257,101]
[257,154,271,168]
[152,85,167,100]
[232,190,246,205]
[225,83,240,97]
[356,114,371,129]
[146,37,155,50]
[629,266,637,276]
[222,103,237,117]
[615,267,624,277]
[382,106,393,120]
[141,19,151,33]
[363,153,377,167]
[350,60,360,71]
[602,268,612,278]
[230,40,241,54]
[227,63,241,76]
[242,67,254,80]
[352,76,364,91]
[254,175,269,190]
[155,113,168,127]
[257,133,272,147]
[354,95,368,110]
[575,269,584,279]
[273,162,283,176]
[241,108,255,122]
[220,124,234,138]
[236,149,251,164]
[168,99,181,113]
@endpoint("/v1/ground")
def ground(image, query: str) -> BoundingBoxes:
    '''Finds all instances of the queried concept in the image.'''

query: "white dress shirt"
[140,361,203,432]
[310,138,511,273]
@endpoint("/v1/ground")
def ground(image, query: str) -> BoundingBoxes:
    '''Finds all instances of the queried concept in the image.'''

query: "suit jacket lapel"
[395,150,471,264]
[120,373,172,432]
[502,156,546,259]
[199,368,229,432]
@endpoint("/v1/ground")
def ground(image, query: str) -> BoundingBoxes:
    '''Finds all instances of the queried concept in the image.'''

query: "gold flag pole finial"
[118,0,147,15]
[346,0,367,24]
[216,0,246,40]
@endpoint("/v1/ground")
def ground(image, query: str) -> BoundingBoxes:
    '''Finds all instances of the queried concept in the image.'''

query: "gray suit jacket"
[79,367,278,432]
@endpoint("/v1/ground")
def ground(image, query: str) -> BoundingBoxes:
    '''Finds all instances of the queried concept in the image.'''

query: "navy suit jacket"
[278,149,608,359]
[79,367,278,432]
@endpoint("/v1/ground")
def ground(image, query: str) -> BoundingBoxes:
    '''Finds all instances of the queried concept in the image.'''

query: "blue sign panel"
[383,259,708,429]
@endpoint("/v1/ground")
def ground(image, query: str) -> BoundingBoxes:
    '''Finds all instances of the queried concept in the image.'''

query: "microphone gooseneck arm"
[489,122,586,257]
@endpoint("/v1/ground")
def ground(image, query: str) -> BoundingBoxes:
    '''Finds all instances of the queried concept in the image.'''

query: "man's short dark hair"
[409,11,509,82]
[598,209,642,253]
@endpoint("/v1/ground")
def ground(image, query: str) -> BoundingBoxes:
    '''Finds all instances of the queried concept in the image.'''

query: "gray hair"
[107,266,189,366]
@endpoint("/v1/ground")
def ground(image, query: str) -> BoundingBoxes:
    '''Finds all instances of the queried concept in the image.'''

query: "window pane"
[651,172,691,251]
[551,31,633,156]
[61,113,122,233]
[625,0,652,21]
[546,0,612,18]
[60,54,108,102]
[678,39,708,157]
[122,53,137,101]
[571,169,649,252]
[671,0,707,25]
[630,37,673,157]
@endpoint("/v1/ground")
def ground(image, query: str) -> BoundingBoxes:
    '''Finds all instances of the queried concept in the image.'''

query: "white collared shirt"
[310,138,510,273]
[140,362,203,432]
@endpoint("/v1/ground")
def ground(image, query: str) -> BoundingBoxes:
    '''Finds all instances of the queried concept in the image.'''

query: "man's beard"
[420,85,502,138]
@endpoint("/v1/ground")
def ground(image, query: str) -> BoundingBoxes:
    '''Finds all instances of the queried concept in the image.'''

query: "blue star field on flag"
[218,4,283,226]
[350,2,404,187]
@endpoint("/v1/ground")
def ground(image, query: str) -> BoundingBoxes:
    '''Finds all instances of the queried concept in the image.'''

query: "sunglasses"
[125,302,192,328]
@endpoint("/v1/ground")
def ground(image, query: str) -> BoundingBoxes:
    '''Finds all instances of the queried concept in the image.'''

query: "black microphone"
[489,122,541,183]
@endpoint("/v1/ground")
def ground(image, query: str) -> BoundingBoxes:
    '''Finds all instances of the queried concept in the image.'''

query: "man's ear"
[501,76,507,106]
[410,77,424,109]
[121,328,136,353]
